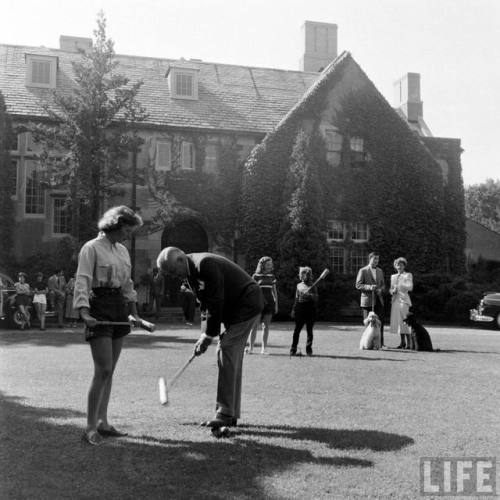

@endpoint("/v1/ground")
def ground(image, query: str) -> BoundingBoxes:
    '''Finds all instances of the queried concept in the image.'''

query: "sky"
[1,0,499,186]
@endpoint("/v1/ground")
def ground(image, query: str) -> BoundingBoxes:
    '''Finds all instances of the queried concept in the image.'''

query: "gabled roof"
[0,43,320,134]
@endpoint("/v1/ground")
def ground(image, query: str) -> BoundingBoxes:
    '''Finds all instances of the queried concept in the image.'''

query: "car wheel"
[496,313,500,330]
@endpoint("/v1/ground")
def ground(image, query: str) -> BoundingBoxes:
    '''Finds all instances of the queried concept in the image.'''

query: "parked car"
[470,292,500,330]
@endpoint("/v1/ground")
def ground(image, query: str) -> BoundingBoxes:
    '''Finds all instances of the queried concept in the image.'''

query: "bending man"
[157,247,263,428]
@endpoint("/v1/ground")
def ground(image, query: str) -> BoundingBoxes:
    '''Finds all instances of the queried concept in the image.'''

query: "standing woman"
[290,266,318,357]
[14,272,31,328]
[389,257,413,349]
[32,272,48,330]
[247,256,278,354]
[74,205,143,446]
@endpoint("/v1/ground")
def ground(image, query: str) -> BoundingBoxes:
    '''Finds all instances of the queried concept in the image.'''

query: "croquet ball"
[220,426,231,437]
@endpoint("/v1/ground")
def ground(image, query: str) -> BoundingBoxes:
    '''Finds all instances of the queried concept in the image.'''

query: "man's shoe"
[306,350,313,357]
[200,413,233,429]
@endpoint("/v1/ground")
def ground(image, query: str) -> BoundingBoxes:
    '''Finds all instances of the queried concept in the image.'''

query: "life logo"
[420,457,496,496]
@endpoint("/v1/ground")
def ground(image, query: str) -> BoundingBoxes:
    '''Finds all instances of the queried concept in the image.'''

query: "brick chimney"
[59,36,92,53]
[300,21,338,72]
[394,72,432,136]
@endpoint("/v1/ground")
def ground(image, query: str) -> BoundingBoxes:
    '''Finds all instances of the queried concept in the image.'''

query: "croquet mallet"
[305,268,330,292]
[159,353,196,405]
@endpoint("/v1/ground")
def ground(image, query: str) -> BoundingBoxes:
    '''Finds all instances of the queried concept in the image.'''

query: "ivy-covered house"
[0,21,465,291]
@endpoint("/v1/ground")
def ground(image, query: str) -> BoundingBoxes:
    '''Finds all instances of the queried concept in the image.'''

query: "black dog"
[403,313,434,352]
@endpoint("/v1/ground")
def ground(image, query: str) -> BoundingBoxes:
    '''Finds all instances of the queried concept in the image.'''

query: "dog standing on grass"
[359,311,382,350]
[403,313,434,351]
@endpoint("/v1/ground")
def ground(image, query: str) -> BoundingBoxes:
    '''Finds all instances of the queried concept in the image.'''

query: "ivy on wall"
[240,53,465,315]
[144,132,244,253]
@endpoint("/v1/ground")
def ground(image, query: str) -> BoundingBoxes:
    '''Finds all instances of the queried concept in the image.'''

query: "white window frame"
[25,54,57,89]
[181,141,195,170]
[330,245,345,274]
[24,160,46,217]
[326,220,346,242]
[350,137,364,152]
[204,143,217,172]
[351,223,369,242]
[51,195,71,236]
[168,68,199,100]
[155,140,172,171]
[325,128,343,152]
[350,246,368,274]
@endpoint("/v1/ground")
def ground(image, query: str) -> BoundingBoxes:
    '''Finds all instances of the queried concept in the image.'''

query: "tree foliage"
[30,11,148,243]
[0,91,15,266]
[465,179,500,233]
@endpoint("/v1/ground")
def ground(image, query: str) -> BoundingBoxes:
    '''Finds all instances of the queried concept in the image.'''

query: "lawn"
[0,321,499,499]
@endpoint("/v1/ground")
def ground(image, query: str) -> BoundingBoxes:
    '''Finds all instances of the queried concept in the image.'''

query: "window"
[350,137,364,152]
[237,138,255,161]
[325,128,342,167]
[155,141,172,171]
[7,132,19,152]
[326,220,345,241]
[181,141,195,170]
[25,161,45,215]
[168,66,199,100]
[350,136,371,163]
[25,54,57,89]
[176,73,193,97]
[330,246,345,274]
[436,159,449,185]
[52,197,71,235]
[350,246,368,273]
[351,223,369,242]
[204,144,217,173]
[325,129,343,152]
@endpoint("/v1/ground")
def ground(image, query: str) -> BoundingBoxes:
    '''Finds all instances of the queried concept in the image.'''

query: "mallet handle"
[167,353,196,390]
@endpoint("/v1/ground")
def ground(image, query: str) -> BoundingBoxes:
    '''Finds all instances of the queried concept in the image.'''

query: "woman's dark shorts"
[85,288,130,342]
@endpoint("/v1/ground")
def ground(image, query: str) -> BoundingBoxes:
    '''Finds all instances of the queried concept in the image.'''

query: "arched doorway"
[161,219,209,254]
[160,220,209,306]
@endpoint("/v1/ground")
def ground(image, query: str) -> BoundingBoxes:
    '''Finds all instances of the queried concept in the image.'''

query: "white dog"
[359,311,381,350]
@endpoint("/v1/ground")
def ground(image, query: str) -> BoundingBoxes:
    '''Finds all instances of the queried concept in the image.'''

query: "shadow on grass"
[0,392,416,499]
[234,424,414,452]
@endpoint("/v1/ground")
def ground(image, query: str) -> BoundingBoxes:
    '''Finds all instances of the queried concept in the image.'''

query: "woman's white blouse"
[73,232,137,310]
[390,272,413,306]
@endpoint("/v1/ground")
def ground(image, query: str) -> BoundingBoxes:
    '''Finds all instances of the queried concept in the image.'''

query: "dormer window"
[167,65,199,100]
[25,54,58,89]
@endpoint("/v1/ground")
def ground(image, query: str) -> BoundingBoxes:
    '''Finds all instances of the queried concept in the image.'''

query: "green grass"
[1,322,499,499]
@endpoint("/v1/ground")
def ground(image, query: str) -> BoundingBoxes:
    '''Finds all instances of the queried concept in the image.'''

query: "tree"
[31,11,147,243]
[465,179,500,233]
[0,91,16,266]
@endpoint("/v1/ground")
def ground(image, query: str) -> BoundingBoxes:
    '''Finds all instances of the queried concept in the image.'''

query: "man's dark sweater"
[186,253,263,337]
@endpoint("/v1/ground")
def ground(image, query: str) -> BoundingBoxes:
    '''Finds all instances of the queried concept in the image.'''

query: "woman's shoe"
[82,430,104,446]
[97,425,128,437]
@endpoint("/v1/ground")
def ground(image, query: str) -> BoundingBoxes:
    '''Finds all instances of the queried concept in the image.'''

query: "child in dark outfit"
[290,267,318,356]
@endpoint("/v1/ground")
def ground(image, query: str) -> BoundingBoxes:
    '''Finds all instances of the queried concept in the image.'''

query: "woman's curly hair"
[98,206,143,233]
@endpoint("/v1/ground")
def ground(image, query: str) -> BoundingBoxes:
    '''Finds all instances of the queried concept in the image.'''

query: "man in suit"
[356,252,386,346]
[48,269,66,328]
[157,247,263,428]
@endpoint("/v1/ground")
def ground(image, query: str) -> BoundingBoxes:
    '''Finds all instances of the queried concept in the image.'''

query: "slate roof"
[0,43,320,134]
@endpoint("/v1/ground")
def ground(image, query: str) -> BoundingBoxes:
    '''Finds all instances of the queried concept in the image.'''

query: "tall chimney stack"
[300,21,338,72]
[394,72,432,136]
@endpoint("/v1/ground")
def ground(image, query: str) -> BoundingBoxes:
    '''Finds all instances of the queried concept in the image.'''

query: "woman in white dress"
[389,257,413,349]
